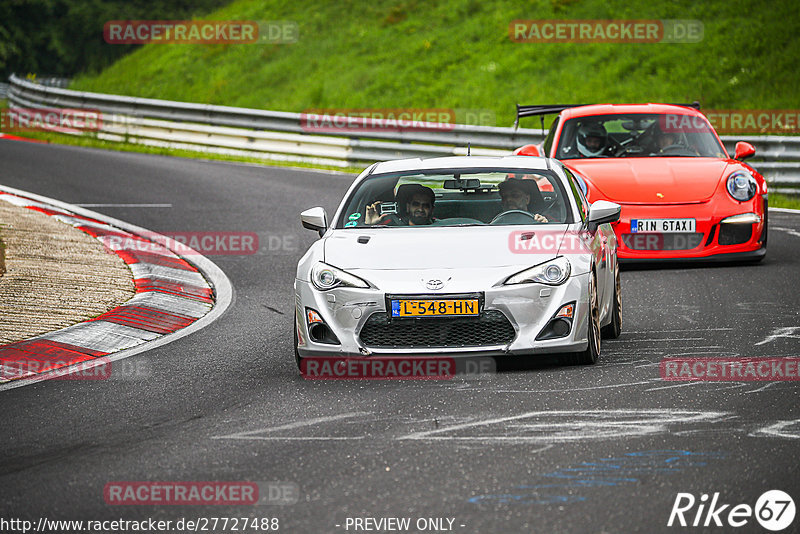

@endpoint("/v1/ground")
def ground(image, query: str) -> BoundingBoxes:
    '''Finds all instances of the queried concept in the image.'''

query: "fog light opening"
[305,308,341,345]
[536,302,576,341]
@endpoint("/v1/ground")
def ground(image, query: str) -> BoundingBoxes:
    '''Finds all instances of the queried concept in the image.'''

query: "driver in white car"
[498,177,549,223]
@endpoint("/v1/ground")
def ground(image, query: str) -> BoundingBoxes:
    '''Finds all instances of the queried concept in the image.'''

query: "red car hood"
[566,158,728,203]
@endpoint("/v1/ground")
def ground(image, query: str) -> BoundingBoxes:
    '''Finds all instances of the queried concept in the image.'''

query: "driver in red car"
[576,122,610,158]
[498,177,549,222]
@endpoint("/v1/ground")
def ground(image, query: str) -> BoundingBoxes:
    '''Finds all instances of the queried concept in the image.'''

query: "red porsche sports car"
[513,103,767,262]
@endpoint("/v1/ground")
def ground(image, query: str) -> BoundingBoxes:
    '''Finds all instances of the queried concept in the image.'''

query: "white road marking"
[492,380,653,394]
[744,382,778,394]
[644,381,705,392]
[75,203,173,208]
[397,409,729,443]
[750,419,800,439]
[755,326,800,346]
[667,351,733,357]
[212,412,371,440]
[770,208,800,214]
[773,226,800,238]
[608,338,705,343]
[620,328,733,335]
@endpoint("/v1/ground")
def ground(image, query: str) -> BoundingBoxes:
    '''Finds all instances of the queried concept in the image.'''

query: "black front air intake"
[359,310,515,348]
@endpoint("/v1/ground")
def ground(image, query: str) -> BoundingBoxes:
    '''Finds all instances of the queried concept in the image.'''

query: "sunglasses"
[410,201,432,209]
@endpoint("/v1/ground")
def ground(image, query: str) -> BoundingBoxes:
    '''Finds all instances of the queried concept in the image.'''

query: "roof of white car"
[370,156,554,175]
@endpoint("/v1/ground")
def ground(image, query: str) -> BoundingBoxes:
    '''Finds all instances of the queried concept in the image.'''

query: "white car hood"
[324,226,567,271]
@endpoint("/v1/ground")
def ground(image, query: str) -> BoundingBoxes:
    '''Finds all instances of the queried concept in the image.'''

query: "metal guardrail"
[33,77,71,88]
[6,74,800,193]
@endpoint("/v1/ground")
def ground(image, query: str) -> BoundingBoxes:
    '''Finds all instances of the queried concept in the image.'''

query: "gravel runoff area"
[0,200,135,344]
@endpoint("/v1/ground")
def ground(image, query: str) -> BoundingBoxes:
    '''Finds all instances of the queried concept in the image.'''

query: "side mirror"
[513,144,542,157]
[734,141,756,161]
[586,200,621,233]
[301,207,328,237]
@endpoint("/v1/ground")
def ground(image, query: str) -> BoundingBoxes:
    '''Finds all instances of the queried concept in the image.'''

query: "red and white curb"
[0,133,47,143]
[0,185,233,390]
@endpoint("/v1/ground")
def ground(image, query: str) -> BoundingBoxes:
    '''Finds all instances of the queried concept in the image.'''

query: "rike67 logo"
[668,490,795,531]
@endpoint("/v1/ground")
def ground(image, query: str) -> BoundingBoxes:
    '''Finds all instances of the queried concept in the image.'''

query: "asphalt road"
[1,140,799,534]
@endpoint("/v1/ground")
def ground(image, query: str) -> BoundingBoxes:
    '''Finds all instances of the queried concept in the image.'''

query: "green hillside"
[70,0,800,127]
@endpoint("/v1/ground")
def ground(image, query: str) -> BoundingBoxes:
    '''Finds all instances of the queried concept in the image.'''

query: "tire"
[601,264,622,339]
[567,271,601,365]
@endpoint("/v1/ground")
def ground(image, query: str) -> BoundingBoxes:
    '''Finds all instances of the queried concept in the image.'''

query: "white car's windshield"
[557,113,728,159]
[336,169,573,228]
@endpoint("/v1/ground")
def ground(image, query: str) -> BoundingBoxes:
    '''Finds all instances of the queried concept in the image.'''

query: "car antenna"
[467,142,471,156]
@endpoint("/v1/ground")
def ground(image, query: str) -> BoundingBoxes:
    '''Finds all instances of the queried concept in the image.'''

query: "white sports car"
[294,156,622,370]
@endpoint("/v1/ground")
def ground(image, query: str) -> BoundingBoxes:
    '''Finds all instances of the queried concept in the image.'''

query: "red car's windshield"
[556,113,728,159]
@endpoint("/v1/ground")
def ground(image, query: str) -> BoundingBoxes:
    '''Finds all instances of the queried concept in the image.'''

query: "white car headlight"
[505,257,571,286]
[726,170,758,202]
[311,262,369,291]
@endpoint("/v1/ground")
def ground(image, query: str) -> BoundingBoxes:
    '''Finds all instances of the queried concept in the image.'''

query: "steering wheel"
[490,210,541,225]
[541,195,558,213]
[658,144,693,155]
[614,144,645,157]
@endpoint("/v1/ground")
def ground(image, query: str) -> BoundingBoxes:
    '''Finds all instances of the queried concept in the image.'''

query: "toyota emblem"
[426,279,444,290]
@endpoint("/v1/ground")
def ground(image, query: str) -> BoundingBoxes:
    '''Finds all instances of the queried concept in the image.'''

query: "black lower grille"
[359,310,516,348]
[718,224,752,245]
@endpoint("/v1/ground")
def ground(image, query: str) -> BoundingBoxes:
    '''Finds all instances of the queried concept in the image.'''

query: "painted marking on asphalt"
[606,338,704,343]
[468,450,727,506]
[773,226,800,238]
[644,381,705,392]
[750,419,800,439]
[75,203,173,208]
[492,381,653,394]
[397,410,730,443]
[755,326,800,346]
[744,382,778,394]
[620,328,733,335]
[667,351,734,357]
[212,412,371,441]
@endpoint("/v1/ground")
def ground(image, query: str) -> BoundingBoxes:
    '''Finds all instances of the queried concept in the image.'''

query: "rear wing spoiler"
[513,102,701,129]
[514,104,586,129]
